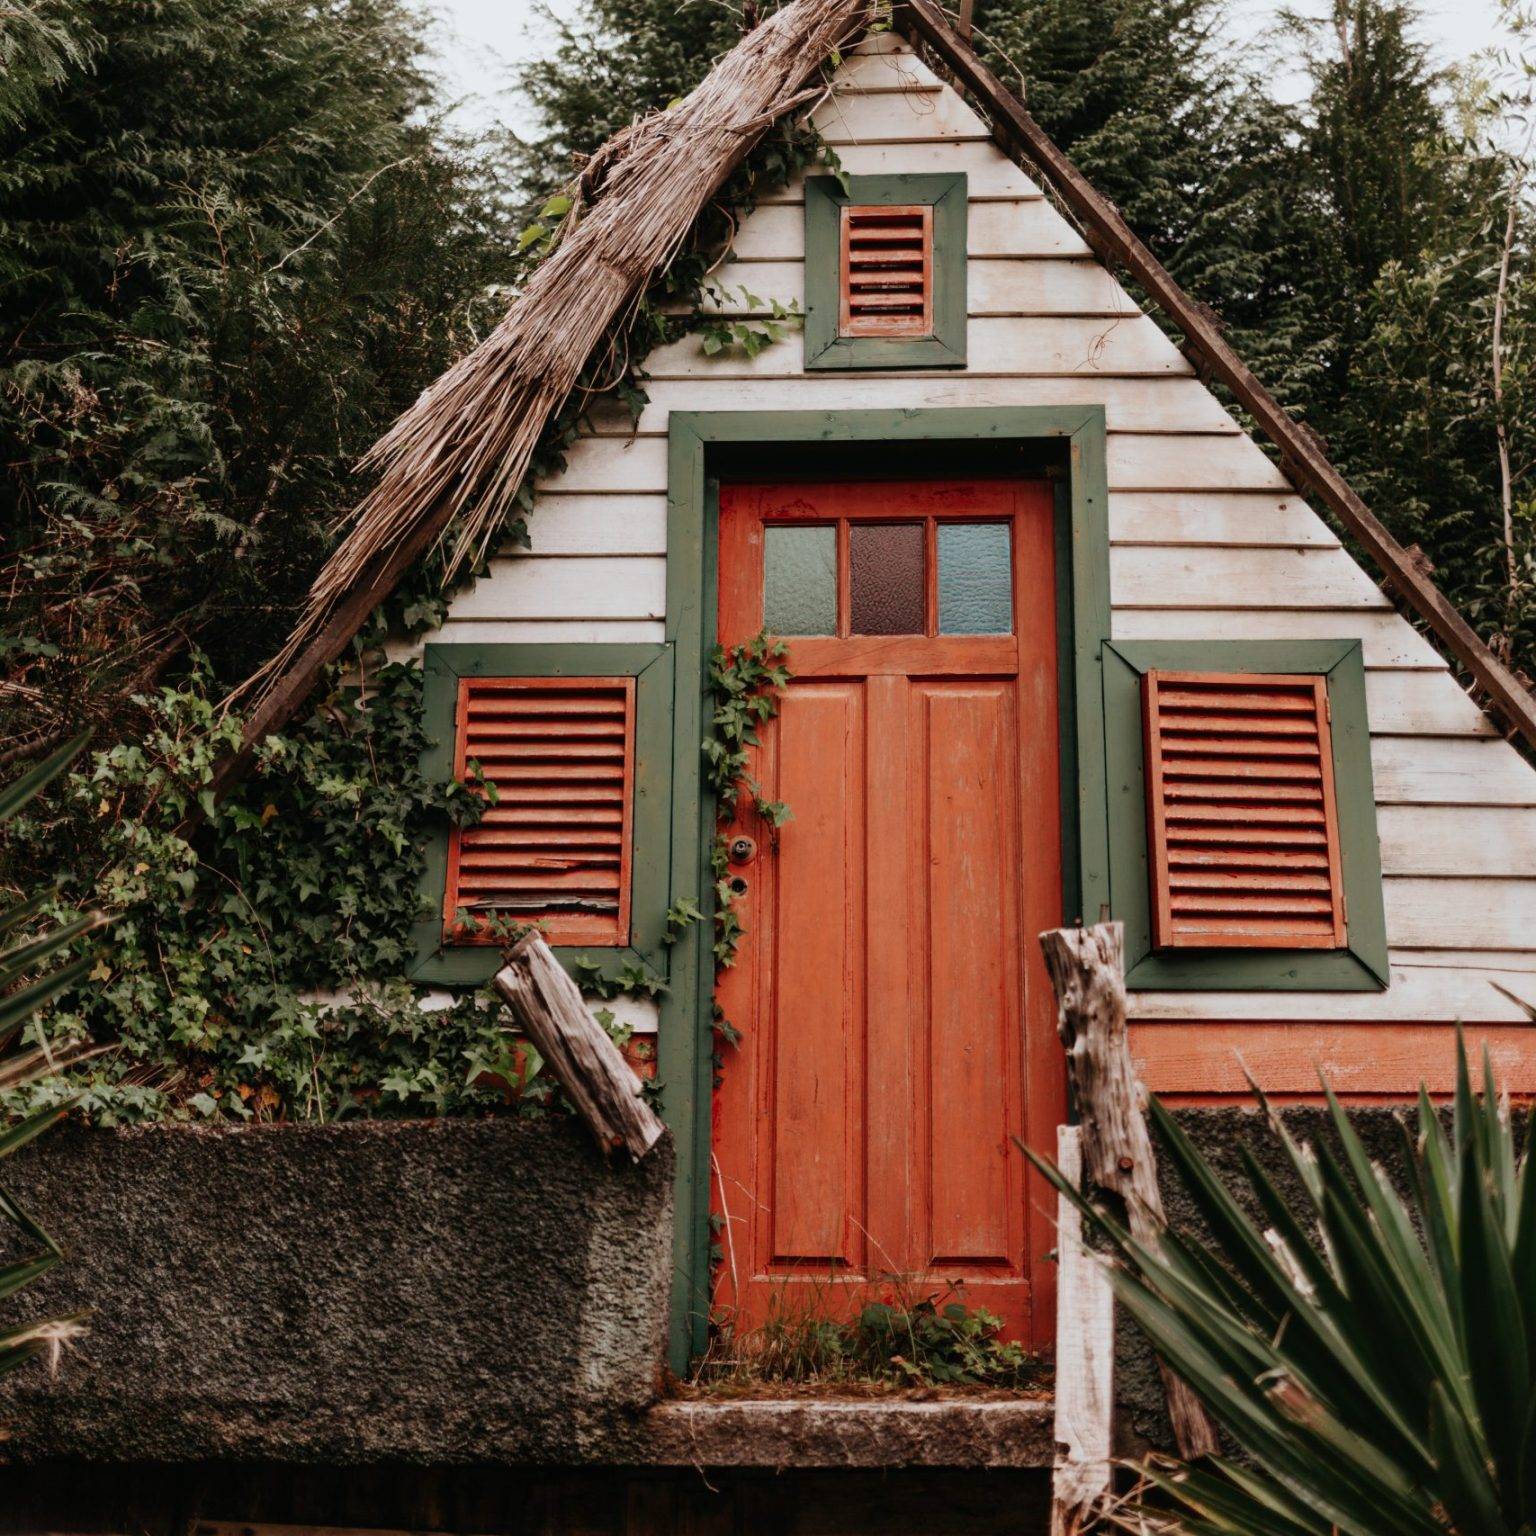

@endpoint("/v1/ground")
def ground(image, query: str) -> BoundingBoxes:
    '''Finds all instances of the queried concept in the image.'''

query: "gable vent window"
[445,677,635,947]
[839,204,934,338]
[1142,670,1347,951]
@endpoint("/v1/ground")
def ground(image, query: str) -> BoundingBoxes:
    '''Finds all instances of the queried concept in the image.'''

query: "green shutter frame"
[803,174,968,371]
[1102,638,1389,991]
[410,642,676,988]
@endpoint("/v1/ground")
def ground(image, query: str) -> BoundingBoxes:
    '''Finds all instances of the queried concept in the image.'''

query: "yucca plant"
[1037,1041,1536,1536]
[0,732,108,1376]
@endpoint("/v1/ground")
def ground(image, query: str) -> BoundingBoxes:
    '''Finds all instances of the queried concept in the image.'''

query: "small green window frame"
[804,173,968,371]
[409,642,675,987]
[1103,638,1390,992]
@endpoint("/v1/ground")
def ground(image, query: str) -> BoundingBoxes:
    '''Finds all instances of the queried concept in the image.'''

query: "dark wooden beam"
[900,0,1536,754]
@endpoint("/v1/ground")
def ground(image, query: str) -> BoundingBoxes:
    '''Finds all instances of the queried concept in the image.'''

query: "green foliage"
[0,0,517,761]
[705,633,792,978]
[702,1279,1044,1391]
[0,732,104,1378]
[1037,1042,1536,1534]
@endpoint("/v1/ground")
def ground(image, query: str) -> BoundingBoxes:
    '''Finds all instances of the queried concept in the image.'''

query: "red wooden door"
[712,478,1066,1348]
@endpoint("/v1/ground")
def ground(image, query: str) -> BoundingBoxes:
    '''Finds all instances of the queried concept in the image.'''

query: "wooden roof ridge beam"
[898,0,1536,755]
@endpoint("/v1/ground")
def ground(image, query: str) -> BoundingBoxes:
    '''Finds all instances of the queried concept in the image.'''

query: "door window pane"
[850,522,925,635]
[938,523,1013,634]
[764,525,837,635]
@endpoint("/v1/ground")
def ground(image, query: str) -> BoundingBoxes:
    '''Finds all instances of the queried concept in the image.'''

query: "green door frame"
[661,407,1112,1371]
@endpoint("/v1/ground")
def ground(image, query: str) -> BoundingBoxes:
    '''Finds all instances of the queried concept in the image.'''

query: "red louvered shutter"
[444,677,635,947]
[839,204,934,338]
[1142,671,1347,950]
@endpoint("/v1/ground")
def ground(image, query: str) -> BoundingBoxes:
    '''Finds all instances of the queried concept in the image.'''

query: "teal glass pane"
[764,525,837,635]
[938,523,1013,634]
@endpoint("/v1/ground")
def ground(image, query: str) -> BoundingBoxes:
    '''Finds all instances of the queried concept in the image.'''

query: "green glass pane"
[764,525,837,636]
[938,523,1013,634]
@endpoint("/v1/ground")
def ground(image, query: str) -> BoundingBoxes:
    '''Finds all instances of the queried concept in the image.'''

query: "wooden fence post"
[493,932,666,1162]
[1050,1124,1116,1536]
[1039,921,1221,1462]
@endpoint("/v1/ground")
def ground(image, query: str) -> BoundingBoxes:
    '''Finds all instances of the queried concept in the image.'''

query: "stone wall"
[0,1116,673,1464]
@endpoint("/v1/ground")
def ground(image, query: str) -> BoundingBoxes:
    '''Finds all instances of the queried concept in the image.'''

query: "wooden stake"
[493,932,666,1162]
[1050,1124,1116,1536]
[1039,921,1221,1461]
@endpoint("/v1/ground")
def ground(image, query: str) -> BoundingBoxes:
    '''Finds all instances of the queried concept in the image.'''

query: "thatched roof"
[215,0,1536,793]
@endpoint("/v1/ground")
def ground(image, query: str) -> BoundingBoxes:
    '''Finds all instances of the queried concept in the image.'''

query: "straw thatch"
[226,0,873,769]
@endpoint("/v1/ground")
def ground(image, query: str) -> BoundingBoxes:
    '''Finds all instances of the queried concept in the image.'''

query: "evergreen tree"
[0,0,515,761]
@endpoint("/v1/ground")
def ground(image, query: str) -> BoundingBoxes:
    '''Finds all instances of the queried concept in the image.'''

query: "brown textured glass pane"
[850,522,925,635]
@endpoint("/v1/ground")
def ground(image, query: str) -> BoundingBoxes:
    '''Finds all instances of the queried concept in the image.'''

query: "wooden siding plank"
[1111,546,1392,609]
[1377,805,1536,876]
[425,620,666,646]
[582,377,1238,434]
[731,199,1087,259]
[696,256,1137,317]
[1364,670,1497,738]
[1107,432,1292,491]
[1127,959,1536,1023]
[643,315,1190,380]
[762,143,1039,199]
[1129,1022,1536,1093]
[811,84,993,142]
[520,494,668,555]
[1371,735,1536,806]
[1385,877,1536,949]
[449,557,666,622]
[1112,609,1446,669]
[836,49,944,87]
[1110,493,1338,547]
[535,436,669,493]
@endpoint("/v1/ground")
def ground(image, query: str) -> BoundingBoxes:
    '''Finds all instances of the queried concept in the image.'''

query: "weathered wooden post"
[1040,921,1221,1466]
[1049,1123,1116,1536]
[493,931,666,1162]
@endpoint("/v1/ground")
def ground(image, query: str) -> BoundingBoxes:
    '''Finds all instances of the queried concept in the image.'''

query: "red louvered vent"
[445,677,635,947]
[1142,670,1347,950]
[839,204,934,338]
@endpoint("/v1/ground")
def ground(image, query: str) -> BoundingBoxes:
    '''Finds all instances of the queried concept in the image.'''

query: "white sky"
[420,0,1511,138]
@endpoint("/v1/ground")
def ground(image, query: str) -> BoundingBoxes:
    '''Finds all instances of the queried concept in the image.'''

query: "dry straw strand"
[228,0,875,765]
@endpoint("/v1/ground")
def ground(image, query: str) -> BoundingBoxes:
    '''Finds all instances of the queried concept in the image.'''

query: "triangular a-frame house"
[23,4,1531,1520]
[228,0,1536,1360]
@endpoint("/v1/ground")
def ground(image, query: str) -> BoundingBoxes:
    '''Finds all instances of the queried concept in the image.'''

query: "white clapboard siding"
[762,141,1039,201]
[1371,735,1536,807]
[536,436,668,494]
[449,556,665,622]
[1127,960,1536,1023]
[810,83,992,143]
[1110,493,1339,547]
[1108,433,1290,491]
[1386,879,1536,951]
[1111,545,1390,609]
[1112,609,1446,669]
[645,315,1190,379]
[835,49,944,89]
[699,257,1138,317]
[419,36,1536,1049]
[1378,806,1536,877]
[732,199,1089,260]
[584,376,1238,434]
[430,619,666,646]
[522,494,668,555]
[1364,669,1496,737]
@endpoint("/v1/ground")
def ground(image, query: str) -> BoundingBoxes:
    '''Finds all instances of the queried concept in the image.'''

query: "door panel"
[713,478,1064,1349]
[766,683,865,1267]
[921,681,1020,1269]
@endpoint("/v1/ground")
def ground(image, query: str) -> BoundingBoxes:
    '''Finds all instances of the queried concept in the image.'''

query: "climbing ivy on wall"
[3,91,833,1125]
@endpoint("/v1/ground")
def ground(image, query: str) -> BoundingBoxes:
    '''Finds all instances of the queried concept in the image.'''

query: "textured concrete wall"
[0,1117,673,1464]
